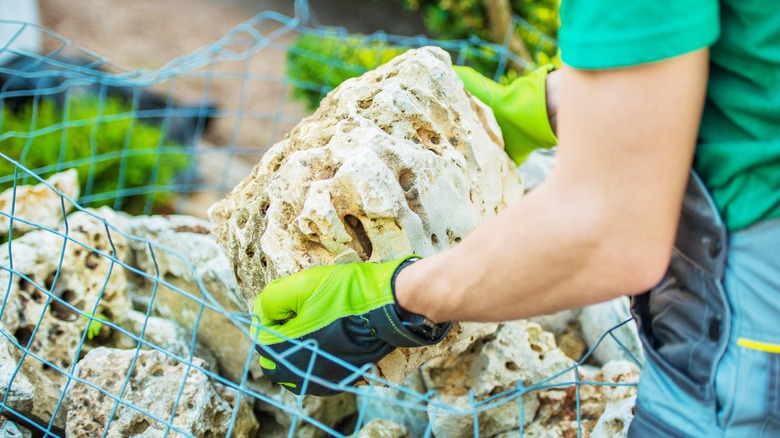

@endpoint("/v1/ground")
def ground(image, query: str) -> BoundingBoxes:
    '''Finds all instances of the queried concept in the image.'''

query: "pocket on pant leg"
[766,349,780,424]
[734,338,780,425]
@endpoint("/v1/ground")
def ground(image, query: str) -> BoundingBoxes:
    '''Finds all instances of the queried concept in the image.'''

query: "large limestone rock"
[209,46,522,383]
[65,347,259,437]
[0,169,79,236]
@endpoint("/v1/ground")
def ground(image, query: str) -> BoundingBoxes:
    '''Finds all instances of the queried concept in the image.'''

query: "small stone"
[580,297,644,365]
[0,169,79,236]
[352,419,408,438]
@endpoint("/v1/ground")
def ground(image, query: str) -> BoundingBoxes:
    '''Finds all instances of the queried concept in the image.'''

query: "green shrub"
[287,31,410,111]
[0,97,190,214]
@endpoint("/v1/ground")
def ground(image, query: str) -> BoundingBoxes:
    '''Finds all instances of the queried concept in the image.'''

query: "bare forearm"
[396,50,709,323]
[395,176,663,322]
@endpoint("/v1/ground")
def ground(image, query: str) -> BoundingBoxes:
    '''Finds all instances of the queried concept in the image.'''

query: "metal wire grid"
[0,1,639,436]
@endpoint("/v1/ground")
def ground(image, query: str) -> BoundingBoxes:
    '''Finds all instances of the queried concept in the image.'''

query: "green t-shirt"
[559,0,780,231]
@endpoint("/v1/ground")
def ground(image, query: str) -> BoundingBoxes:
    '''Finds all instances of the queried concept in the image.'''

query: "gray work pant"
[629,172,780,437]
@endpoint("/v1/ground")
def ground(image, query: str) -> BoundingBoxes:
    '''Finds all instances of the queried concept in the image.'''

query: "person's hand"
[454,65,558,165]
[251,256,452,396]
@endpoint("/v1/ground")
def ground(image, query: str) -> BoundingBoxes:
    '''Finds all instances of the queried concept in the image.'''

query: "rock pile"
[0,46,643,437]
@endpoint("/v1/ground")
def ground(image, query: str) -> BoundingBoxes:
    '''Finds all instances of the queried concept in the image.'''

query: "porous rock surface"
[65,347,259,437]
[0,169,79,236]
[122,214,260,384]
[209,46,522,383]
[422,321,639,437]
[0,206,134,428]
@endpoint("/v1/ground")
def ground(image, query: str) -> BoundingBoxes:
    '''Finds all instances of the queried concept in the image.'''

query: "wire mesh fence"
[0,1,642,436]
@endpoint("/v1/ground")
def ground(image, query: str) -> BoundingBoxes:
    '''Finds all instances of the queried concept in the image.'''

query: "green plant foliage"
[287,31,409,111]
[0,97,190,214]
[399,0,560,68]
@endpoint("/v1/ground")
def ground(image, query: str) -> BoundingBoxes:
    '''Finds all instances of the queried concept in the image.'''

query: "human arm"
[395,49,710,322]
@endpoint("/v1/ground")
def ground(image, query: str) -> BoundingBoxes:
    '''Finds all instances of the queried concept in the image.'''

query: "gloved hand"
[454,65,558,165]
[251,256,452,396]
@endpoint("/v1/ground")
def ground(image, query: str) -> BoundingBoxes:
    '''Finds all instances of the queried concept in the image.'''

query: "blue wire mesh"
[0,1,641,436]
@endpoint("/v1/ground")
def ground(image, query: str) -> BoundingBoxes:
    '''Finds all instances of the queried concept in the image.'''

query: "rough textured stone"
[355,371,428,437]
[123,310,219,373]
[0,417,33,438]
[0,207,134,428]
[519,361,640,438]
[209,46,522,383]
[0,169,79,236]
[251,377,356,438]
[0,327,35,416]
[580,297,644,365]
[65,347,258,437]
[423,321,575,438]
[121,214,260,384]
[422,321,639,438]
[352,419,408,438]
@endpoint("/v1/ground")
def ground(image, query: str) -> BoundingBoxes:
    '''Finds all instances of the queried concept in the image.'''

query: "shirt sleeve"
[559,0,721,69]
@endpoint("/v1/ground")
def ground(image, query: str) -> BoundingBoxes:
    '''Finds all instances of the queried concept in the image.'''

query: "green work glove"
[454,65,557,165]
[251,256,452,396]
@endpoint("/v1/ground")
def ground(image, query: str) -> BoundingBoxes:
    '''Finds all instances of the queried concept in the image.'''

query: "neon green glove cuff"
[454,65,557,165]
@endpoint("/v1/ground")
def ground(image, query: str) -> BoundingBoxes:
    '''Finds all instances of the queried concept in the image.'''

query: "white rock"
[120,214,260,384]
[353,419,408,438]
[0,169,79,236]
[65,348,258,437]
[423,321,574,437]
[580,297,644,365]
[0,207,133,428]
[355,371,428,437]
[209,46,522,384]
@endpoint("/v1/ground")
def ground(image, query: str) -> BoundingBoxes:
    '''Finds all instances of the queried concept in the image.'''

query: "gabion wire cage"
[0,1,641,436]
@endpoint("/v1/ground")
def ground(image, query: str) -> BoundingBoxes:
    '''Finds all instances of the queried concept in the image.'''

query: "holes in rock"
[31,290,44,303]
[18,277,34,293]
[357,98,373,110]
[235,209,249,229]
[446,229,462,245]
[505,362,519,372]
[343,215,373,261]
[44,272,56,291]
[85,251,100,270]
[245,247,255,259]
[431,234,439,246]
[50,290,79,321]
[398,170,414,192]
[380,125,393,135]
[416,127,441,150]
[14,326,33,347]
[260,256,268,269]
